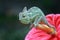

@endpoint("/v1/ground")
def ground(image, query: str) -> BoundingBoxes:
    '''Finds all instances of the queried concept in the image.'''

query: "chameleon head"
[19,7,31,24]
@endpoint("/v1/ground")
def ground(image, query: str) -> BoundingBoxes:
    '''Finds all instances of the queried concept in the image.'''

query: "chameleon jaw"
[20,20,30,24]
[20,21,29,24]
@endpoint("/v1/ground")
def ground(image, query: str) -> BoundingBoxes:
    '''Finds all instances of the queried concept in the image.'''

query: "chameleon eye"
[23,16,25,17]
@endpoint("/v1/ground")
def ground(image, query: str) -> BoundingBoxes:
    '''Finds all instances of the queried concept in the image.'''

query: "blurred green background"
[0,0,60,40]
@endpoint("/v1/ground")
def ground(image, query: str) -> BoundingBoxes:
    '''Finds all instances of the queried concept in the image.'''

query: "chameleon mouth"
[20,20,29,24]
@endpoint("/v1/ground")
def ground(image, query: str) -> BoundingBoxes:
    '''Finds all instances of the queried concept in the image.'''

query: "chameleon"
[19,6,56,34]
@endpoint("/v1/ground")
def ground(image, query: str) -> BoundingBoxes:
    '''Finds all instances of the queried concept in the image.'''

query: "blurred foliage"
[0,15,30,40]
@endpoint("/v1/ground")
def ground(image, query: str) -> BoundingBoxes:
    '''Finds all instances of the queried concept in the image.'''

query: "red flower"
[25,14,60,40]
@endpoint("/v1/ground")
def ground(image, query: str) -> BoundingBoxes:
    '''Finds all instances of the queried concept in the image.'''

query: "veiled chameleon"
[19,6,56,34]
[19,6,55,27]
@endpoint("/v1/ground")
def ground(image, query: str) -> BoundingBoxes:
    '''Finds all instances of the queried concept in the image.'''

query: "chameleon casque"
[19,6,56,34]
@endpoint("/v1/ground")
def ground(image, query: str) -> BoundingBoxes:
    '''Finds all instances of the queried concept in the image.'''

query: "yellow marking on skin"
[37,24,56,35]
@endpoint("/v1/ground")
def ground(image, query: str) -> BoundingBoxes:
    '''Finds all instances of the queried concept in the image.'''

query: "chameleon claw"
[33,23,39,27]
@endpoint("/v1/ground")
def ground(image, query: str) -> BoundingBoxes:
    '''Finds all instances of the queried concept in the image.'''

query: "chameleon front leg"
[33,16,42,27]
